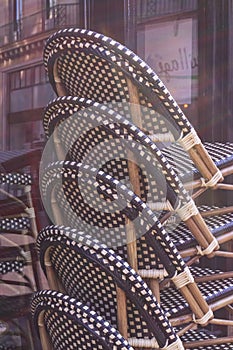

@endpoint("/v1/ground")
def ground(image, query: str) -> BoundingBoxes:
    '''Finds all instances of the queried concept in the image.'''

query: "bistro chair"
[36,225,233,348]
[0,172,42,290]
[0,241,38,291]
[0,173,38,238]
[39,161,233,332]
[42,96,233,262]
[31,290,134,350]
[32,249,183,349]
[43,28,233,197]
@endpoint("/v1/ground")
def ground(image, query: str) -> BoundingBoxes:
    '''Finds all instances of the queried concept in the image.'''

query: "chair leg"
[116,285,128,339]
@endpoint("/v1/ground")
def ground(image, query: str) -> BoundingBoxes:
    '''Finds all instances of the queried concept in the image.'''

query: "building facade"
[0,0,84,152]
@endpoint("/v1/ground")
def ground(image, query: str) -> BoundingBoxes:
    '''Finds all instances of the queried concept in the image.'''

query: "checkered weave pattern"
[43,96,190,208]
[43,28,190,138]
[43,29,233,184]
[40,160,186,276]
[32,290,134,350]
[0,217,30,233]
[0,260,25,275]
[160,266,233,318]
[0,173,32,186]
[162,142,233,181]
[180,328,233,349]
[36,227,180,347]
[164,205,233,250]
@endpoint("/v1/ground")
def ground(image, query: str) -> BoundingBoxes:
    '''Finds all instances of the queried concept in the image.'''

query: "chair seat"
[165,205,233,250]
[0,260,26,275]
[32,290,134,350]
[160,266,233,318]
[180,328,233,349]
[38,225,233,339]
[44,28,233,194]
[162,142,233,182]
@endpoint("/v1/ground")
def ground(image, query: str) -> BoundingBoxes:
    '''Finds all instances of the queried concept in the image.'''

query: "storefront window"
[136,0,199,127]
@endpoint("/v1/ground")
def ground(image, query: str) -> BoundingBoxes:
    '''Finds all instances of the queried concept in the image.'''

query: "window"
[8,64,55,150]
[136,1,199,128]
[13,0,22,36]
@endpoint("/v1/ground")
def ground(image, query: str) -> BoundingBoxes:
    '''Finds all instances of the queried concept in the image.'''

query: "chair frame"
[42,96,233,262]
[43,28,233,196]
[37,225,233,348]
[39,161,233,331]
[36,229,184,349]
[32,290,135,350]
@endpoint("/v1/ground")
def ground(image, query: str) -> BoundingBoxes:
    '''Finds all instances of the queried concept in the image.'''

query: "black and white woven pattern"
[36,227,180,347]
[163,142,233,181]
[44,29,233,182]
[43,96,190,207]
[40,160,187,276]
[160,266,233,318]
[0,217,30,233]
[180,328,233,349]
[43,97,233,254]
[32,290,134,350]
[0,173,32,186]
[43,28,191,138]
[0,260,25,275]
[164,205,233,250]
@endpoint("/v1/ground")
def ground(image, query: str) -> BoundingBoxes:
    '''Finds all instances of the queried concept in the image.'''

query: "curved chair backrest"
[40,160,213,326]
[36,228,183,349]
[31,290,135,350]
[40,160,186,275]
[43,28,222,187]
[44,96,188,205]
[43,96,218,258]
[43,29,189,138]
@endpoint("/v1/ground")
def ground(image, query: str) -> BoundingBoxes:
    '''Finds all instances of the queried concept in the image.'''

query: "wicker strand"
[150,132,175,143]
[196,238,219,256]
[138,268,168,279]
[162,337,184,350]
[200,169,223,188]
[179,129,201,151]
[172,266,194,289]
[129,337,184,349]
[128,337,158,348]
[192,308,213,325]
[176,199,198,222]
[148,201,169,211]
[19,249,32,262]
[166,200,180,212]
[24,207,36,218]
[24,185,31,193]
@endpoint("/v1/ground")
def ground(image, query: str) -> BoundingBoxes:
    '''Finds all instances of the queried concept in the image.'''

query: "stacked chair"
[0,173,41,349]
[31,28,233,349]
